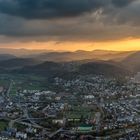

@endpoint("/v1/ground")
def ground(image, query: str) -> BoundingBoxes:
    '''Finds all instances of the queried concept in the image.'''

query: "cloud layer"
[0,0,134,19]
[0,0,139,43]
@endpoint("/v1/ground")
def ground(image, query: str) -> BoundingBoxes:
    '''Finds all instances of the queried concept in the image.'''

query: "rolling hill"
[0,54,16,61]
[20,61,65,78]
[121,51,140,73]
[0,50,137,78]
[78,61,131,77]
[0,58,42,69]
[18,60,131,79]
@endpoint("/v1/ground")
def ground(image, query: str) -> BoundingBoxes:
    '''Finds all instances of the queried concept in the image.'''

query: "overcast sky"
[0,0,140,51]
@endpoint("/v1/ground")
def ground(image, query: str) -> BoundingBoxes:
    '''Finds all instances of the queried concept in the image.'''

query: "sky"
[0,0,140,51]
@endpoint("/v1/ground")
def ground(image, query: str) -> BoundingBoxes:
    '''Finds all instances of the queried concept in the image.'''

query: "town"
[0,73,139,140]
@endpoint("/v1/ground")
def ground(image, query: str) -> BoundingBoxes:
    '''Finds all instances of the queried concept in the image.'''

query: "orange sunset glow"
[0,38,140,51]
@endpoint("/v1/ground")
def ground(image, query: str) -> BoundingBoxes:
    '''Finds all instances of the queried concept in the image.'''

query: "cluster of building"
[0,73,140,139]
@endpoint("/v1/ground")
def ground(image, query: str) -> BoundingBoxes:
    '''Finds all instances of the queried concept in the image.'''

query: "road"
[7,79,13,98]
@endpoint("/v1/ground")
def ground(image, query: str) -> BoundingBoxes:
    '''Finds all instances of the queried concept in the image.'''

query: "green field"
[65,106,95,119]
[0,74,47,96]
[0,120,8,131]
[0,79,10,87]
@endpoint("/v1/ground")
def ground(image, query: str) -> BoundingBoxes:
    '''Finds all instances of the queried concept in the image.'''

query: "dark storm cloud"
[0,0,104,19]
[111,0,134,7]
[0,0,139,42]
[0,0,135,19]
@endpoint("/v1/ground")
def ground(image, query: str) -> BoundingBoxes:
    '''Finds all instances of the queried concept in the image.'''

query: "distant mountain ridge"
[30,50,134,62]
[0,48,54,57]
[0,48,135,62]
[0,49,139,78]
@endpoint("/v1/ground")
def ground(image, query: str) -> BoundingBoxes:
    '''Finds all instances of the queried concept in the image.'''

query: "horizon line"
[0,47,139,52]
